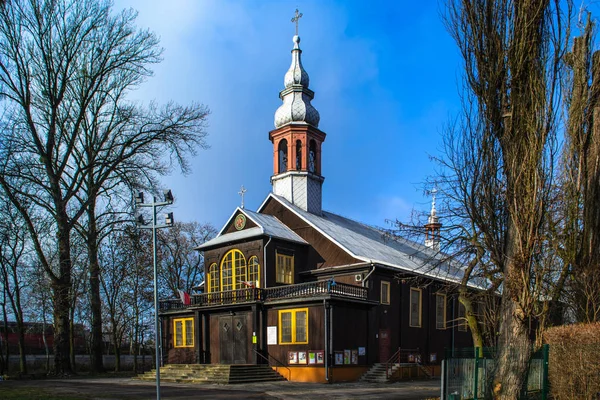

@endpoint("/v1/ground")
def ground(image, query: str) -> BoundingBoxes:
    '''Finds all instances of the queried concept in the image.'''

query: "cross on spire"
[238,185,247,209]
[291,9,303,36]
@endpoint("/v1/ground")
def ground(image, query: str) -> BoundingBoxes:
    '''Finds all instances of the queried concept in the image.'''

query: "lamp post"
[136,189,174,400]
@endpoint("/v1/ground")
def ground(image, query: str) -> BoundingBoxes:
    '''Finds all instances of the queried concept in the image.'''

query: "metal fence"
[441,345,549,400]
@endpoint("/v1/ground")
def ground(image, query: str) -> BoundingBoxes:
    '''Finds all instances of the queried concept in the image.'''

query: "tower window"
[296,140,302,170]
[308,140,316,173]
[278,139,288,173]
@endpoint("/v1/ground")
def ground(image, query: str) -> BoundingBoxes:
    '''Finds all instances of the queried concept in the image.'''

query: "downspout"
[324,299,329,382]
[263,236,273,288]
[361,262,376,288]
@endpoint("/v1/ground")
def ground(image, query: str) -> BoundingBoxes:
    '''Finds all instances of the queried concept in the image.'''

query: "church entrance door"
[219,314,248,364]
[378,328,391,363]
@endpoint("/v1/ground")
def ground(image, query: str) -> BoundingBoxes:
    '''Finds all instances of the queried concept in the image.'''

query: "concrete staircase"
[136,364,286,384]
[359,363,401,383]
[359,363,434,382]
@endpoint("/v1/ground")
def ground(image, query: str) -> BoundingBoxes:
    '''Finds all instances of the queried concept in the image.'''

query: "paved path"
[2,377,441,399]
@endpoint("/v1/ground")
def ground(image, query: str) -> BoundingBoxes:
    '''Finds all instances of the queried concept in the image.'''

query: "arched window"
[296,140,302,170]
[220,249,247,291]
[248,256,260,288]
[208,263,219,293]
[308,140,316,173]
[278,139,288,173]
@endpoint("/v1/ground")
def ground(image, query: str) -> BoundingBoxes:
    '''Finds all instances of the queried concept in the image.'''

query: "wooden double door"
[218,313,249,364]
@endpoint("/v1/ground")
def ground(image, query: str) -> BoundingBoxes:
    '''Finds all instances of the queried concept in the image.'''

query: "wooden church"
[158,25,474,383]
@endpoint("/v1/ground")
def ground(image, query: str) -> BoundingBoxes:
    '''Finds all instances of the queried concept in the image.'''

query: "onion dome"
[274,35,320,128]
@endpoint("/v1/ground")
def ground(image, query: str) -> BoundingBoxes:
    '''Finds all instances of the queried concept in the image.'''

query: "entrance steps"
[359,362,434,383]
[359,363,400,383]
[136,364,286,384]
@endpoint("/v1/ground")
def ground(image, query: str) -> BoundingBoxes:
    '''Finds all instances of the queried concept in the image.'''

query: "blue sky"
[113,0,463,231]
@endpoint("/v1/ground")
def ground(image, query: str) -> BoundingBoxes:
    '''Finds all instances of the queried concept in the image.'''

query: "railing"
[385,347,421,379]
[262,280,368,301]
[159,280,369,312]
[253,349,291,380]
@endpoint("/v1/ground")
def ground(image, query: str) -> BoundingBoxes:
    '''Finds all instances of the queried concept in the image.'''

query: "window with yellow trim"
[248,256,260,288]
[381,281,390,305]
[220,249,247,291]
[279,308,308,344]
[435,293,446,329]
[208,263,219,293]
[276,252,294,284]
[409,288,422,328]
[173,317,194,348]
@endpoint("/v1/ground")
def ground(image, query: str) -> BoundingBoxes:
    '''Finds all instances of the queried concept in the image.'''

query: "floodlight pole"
[136,190,174,400]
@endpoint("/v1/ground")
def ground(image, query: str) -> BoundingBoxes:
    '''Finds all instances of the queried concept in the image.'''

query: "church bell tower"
[269,11,326,215]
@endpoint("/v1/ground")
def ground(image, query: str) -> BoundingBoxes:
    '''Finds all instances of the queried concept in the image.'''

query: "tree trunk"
[87,201,105,373]
[492,289,533,399]
[52,229,73,375]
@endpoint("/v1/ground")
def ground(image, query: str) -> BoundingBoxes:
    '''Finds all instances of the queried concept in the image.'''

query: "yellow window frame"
[276,252,294,284]
[435,293,446,330]
[248,256,260,288]
[220,249,247,291]
[278,308,308,344]
[173,317,194,348]
[381,281,390,305]
[208,263,219,293]
[409,288,422,328]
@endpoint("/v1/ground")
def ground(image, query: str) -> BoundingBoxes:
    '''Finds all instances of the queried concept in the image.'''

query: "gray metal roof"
[259,194,484,288]
[197,207,308,250]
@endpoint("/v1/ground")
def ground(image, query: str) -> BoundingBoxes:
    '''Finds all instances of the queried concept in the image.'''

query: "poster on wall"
[298,351,307,365]
[430,353,437,363]
[288,351,298,364]
[351,350,358,365]
[267,326,277,345]
[317,351,324,364]
[344,350,351,364]
[308,352,316,365]
[358,347,366,356]
[335,351,343,365]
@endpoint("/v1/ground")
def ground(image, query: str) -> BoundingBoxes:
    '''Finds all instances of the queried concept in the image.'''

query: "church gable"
[222,210,257,234]
[260,195,358,268]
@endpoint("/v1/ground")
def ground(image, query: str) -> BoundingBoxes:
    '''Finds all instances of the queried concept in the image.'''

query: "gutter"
[263,236,273,288]
[361,262,376,288]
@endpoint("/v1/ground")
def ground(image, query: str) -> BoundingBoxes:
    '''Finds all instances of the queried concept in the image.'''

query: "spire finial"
[428,187,439,225]
[238,185,247,209]
[291,9,303,36]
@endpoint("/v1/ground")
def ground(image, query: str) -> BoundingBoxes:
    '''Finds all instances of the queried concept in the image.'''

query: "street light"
[136,189,174,400]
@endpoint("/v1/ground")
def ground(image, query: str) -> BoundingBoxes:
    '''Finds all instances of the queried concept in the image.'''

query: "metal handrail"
[253,349,291,380]
[385,347,421,379]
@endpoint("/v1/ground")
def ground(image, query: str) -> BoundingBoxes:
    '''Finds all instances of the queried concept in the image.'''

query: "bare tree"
[444,0,567,397]
[0,0,209,373]
[558,15,600,324]
[158,221,216,298]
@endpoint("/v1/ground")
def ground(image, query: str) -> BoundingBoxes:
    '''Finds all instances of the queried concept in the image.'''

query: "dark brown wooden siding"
[261,198,359,268]
[204,239,264,288]
[266,304,324,364]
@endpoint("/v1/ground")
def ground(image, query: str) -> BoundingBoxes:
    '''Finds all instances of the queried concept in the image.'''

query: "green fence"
[441,345,549,400]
